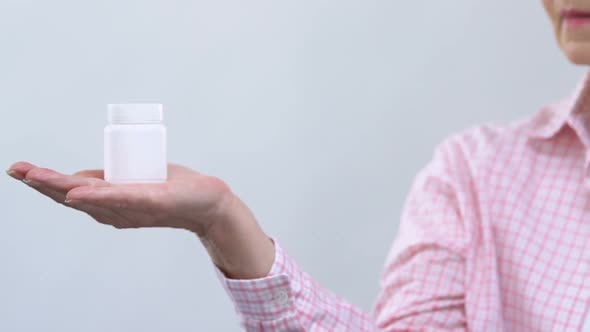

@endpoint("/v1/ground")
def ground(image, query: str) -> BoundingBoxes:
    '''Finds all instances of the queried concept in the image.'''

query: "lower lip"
[563,17,590,28]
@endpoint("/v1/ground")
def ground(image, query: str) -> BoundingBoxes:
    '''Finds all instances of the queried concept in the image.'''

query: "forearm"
[198,193,275,280]
[196,192,376,331]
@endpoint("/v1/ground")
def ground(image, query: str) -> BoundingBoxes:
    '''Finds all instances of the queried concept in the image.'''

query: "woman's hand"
[6,161,275,279]
[6,161,231,235]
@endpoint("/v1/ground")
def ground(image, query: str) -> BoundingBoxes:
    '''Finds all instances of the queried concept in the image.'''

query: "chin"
[561,42,590,65]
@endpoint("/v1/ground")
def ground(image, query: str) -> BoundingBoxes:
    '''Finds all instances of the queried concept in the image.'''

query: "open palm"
[7,162,234,236]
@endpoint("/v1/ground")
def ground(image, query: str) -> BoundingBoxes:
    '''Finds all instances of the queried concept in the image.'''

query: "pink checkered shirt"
[217,72,590,331]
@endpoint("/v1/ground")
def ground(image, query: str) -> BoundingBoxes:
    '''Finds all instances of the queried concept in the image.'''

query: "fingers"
[7,162,136,230]
[66,185,165,212]
[7,162,108,194]
[30,185,67,204]
[66,200,134,229]
[66,185,162,228]
[6,161,38,180]
[24,167,108,193]
[22,177,131,228]
[73,169,104,179]
[33,184,137,229]
[7,163,110,206]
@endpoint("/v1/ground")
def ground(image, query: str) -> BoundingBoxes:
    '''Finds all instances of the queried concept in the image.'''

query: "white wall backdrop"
[0,1,584,331]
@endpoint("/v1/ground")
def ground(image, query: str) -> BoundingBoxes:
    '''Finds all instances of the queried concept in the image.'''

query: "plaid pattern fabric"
[217,72,590,331]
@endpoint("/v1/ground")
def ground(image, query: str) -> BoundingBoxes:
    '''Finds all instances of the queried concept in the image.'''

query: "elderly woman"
[7,1,590,331]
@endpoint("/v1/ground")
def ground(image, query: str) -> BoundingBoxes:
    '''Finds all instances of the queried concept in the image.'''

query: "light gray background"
[0,1,584,331]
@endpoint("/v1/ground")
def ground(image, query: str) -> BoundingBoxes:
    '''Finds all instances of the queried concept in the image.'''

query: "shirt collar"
[527,70,590,140]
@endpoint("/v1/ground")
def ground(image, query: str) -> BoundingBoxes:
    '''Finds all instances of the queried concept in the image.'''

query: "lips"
[562,9,590,27]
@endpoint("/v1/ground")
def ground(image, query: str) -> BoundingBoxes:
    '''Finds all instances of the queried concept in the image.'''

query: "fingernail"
[64,199,80,206]
[22,179,39,186]
[6,170,16,177]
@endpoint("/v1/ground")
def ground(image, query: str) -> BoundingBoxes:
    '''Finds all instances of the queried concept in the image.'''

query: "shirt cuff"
[214,239,299,322]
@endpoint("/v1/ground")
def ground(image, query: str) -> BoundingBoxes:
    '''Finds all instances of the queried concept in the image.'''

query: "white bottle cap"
[107,104,164,124]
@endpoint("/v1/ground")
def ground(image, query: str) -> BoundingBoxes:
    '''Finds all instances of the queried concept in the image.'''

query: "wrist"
[198,193,275,279]
[181,179,239,237]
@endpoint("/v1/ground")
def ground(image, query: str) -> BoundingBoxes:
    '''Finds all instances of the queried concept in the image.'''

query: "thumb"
[73,169,104,179]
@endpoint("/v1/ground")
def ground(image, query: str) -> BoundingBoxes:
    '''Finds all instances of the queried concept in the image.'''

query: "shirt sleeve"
[373,133,475,331]
[216,131,479,331]
[215,239,375,331]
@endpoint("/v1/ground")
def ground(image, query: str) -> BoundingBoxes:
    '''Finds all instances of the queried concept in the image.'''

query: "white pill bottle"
[104,104,167,183]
